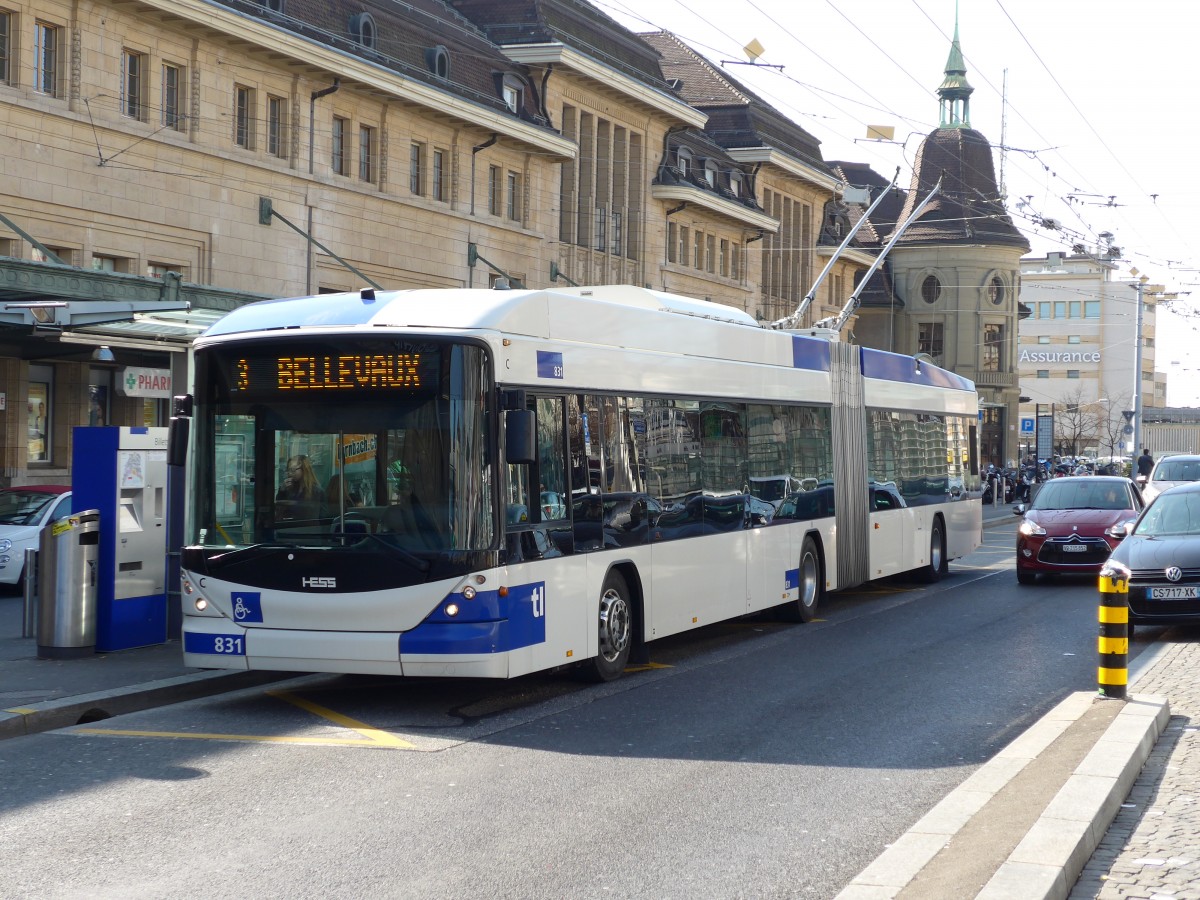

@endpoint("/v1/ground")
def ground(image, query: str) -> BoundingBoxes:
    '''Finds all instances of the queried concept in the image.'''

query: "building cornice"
[651,185,778,231]
[816,246,875,266]
[500,43,707,128]
[132,0,575,159]
[726,148,840,193]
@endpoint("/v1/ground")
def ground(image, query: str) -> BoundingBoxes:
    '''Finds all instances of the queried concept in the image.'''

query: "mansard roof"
[638,31,830,177]
[826,162,907,248]
[449,0,676,91]
[891,127,1030,251]
[223,0,546,124]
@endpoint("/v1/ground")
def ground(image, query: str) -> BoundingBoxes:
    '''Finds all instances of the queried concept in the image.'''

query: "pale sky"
[592,0,1200,404]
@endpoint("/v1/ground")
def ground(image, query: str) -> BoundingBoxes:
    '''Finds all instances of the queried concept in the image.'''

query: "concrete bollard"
[1097,572,1129,700]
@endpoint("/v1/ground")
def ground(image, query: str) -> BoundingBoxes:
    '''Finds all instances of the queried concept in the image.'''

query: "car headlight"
[0,538,10,553]
[1018,519,1046,536]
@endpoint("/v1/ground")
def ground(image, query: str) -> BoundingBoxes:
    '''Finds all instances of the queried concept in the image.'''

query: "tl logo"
[531,584,545,618]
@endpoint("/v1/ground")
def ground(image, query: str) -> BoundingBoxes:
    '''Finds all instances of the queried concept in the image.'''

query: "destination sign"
[233,354,422,392]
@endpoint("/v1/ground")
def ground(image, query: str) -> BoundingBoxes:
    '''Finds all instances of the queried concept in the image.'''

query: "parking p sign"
[1020,417,1035,435]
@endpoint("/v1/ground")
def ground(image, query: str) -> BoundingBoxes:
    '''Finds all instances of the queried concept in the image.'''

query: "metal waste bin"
[37,509,101,659]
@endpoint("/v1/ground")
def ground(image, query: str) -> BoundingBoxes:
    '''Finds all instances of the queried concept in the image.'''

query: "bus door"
[504,395,585,676]
[866,482,914,577]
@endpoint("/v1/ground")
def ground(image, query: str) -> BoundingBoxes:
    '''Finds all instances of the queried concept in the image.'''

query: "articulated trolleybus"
[179,285,981,680]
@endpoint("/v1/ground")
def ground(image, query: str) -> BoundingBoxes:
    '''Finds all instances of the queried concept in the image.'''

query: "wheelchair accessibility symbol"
[230,592,263,623]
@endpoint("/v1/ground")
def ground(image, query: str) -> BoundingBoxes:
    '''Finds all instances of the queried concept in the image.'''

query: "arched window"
[676,147,691,177]
[426,45,450,80]
[987,275,1005,305]
[349,13,377,50]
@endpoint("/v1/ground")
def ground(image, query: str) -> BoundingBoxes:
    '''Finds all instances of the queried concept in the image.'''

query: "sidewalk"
[4,503,1194,899]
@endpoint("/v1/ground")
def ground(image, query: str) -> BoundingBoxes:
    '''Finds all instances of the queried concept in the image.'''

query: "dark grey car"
[1103,481,1200,630]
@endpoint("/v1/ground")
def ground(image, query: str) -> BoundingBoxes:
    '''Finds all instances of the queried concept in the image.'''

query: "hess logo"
[302,576,337,589]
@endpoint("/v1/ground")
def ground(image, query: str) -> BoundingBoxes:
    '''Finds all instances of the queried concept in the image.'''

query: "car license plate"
[1062,544,1088,553]
[1150,586,1199,600]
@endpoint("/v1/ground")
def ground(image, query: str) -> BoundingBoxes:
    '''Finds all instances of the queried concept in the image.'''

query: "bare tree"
[1053,386,1106,457]
[1095,392,1133,460]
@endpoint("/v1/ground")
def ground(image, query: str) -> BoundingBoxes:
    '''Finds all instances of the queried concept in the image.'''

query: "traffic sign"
[1020,417,1035,434]
[1122,410,1136,423]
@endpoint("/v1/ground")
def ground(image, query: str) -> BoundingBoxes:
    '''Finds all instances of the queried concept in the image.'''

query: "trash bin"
[37,509,101,659]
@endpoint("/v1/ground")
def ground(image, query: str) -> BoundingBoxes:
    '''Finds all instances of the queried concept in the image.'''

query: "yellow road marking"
[74,689,416,749]
[5,707,37,714]
[624,662,673,672]
[74,728,397,747]
[267,690,415,748]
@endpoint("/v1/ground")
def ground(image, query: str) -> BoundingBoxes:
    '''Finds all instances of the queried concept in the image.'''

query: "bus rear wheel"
[579,571,633,682]
[780,537,822,623]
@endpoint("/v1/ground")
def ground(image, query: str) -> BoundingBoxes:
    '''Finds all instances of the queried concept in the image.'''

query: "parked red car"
[1015,476,1143,584]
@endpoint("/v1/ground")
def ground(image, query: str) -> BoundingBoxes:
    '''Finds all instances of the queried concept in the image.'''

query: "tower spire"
[937,2,973,128]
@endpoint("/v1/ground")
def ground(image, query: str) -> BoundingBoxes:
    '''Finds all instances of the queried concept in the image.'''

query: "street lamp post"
[1132,276,1147,459]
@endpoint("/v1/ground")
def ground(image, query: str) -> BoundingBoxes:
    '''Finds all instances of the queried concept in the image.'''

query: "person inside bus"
[276,454,323,520]
[324,473,361,511]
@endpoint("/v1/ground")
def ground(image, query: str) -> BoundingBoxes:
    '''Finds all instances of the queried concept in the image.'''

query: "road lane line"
[268,689,416,748]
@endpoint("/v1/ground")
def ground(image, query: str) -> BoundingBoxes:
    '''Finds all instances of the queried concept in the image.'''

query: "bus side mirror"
[505,409,536,464]
[167,416,190,468]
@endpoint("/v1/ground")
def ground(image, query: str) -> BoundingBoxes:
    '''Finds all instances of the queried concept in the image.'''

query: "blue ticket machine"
[73,427,170,651]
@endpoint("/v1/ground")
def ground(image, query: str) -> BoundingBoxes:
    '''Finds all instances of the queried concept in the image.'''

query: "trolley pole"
[1097,569,1129,699]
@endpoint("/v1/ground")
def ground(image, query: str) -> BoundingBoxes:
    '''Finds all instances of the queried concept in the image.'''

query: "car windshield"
[1136,492,1200,536]
[0,491,59,526]
[1030,480,1130,511]
[1152,458,1200,482]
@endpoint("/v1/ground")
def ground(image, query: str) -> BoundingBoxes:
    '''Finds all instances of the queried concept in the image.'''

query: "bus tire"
[780,536,822,623]
[920,518,948,583]
[579,570,633,682]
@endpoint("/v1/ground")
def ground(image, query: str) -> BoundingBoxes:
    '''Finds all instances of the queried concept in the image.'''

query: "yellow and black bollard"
[1097,571,1129,699]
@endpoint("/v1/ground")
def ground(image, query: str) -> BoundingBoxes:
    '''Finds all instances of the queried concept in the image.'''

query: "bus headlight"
[194,598,208,612]
[444,602,460,617]
[462,586,476,600]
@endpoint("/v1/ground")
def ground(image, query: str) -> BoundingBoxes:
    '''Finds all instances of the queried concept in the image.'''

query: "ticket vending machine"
[72,426,170,651]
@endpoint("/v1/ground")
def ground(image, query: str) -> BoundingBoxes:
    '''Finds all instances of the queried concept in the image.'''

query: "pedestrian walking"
[1136,448,1154,484]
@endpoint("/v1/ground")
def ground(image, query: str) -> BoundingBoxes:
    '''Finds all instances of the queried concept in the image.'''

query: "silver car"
[1141,454,1200,504]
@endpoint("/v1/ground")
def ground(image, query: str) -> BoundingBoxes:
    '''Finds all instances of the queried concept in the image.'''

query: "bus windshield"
[189,337,495,553]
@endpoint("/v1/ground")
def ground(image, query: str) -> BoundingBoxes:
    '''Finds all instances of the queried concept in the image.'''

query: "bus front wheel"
[579,571,633,682]
[919,518,948,583]
[780,537,822,623]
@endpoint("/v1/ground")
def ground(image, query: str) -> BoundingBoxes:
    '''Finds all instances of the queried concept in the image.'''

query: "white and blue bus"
[179,285,981,680]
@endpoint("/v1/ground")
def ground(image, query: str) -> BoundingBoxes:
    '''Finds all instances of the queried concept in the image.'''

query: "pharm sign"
[118,367,173,398]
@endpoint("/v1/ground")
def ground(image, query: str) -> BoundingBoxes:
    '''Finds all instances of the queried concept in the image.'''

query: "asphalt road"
[0,528,1157,899]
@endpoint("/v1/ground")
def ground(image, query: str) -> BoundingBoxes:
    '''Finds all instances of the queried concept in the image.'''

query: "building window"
[349,13,376,49]
[331,116,347,175]
[731,243,741,281]
[593,205,606,251]
[88,370,111,428]
[1068,335,1081,344]
[921,274,941,303]
[432,149,445,201]
[1038,301,1050,319]
[28,364,53,463]
[426,45,450,80]
[501,76,523,114]
[706,234,716,274]
[982,323,1003,371]
[703,159,718,187]
[719,239,729,276]
[91,254,130,273]
[162,64,186,130]
[918,322,944,361]
[676,147,691,178]
[1054,300,1066,318]
[0,12,10,86]
[234,85,255,149]
[507,171,520,220]
[1038,335,1051,344]
[987,275,1005,305]
[611,211,623,256]
[410,142,424,195]
[1084,300,1100,318]
[147,262,184,278]
[729,172,742,197]
[693,230,703,270]
[1067,370,1080,379]
[267,96,287,158]
[1037,370,1049,378]
[34,21,59,97]
[358,125,375,183]
[121,50,146,120]
[260,0,284,10]
[32,246,71,265]
[679,226,690,267]
[667,222,677,264]
[488,165,501,216]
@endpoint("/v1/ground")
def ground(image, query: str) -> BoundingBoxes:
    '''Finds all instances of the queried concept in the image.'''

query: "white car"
[0,486,73,591]
[1141,454,1200,504]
